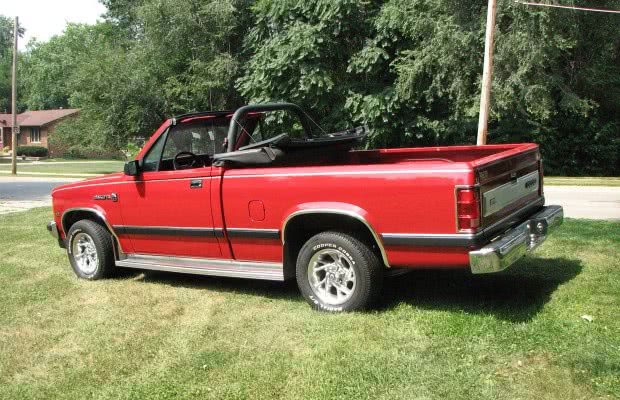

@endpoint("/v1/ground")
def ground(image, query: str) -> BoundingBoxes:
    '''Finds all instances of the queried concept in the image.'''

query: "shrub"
[48,113,125,160]
[57,145,124,160]
[16,146,48,157]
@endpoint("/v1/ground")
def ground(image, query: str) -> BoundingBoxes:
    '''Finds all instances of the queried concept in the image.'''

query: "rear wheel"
[67,220,115,280]
[296,231,383,312]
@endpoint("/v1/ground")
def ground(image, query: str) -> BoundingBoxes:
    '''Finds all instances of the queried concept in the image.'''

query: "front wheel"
[296,231,383,312]
[67,220,116,280]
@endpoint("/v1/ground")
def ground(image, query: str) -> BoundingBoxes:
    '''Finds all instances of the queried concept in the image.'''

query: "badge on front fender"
[93,193,118,202]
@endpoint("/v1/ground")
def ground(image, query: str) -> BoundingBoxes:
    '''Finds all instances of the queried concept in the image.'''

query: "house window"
[30,127,41,143]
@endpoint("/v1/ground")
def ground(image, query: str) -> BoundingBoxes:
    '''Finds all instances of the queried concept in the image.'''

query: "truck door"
[117,121,223,258]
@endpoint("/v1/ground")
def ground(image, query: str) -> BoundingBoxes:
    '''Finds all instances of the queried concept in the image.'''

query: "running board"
[116,254,284,281]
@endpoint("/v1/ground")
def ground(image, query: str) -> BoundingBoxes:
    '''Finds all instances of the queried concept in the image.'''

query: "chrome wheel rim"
[307,248,356,306]
[72,232,98,274]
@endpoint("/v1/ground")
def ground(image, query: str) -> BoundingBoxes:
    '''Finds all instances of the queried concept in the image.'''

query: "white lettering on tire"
[312,243,337,251]
[312,243,356,265]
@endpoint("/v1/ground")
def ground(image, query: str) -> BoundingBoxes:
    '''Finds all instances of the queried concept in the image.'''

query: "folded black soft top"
[213,126,368,167]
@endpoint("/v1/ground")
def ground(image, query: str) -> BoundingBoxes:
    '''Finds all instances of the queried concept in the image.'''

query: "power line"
[515,1,620,14]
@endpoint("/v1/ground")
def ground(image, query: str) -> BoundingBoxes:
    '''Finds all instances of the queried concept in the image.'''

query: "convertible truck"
[48,103,563,311]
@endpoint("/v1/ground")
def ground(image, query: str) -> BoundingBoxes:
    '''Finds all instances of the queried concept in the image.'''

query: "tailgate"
[476,149,542,228]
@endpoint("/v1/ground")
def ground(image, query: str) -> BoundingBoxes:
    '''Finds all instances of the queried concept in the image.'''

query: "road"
[544,186,620,220]
[0,177,77,215]
[0,177,619,220]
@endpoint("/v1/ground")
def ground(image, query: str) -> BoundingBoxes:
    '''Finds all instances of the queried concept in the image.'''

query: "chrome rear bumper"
[469,205,563,274]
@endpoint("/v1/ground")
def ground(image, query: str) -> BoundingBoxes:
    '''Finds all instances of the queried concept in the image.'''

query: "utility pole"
[476,0,497,146]
[11,16,18,175]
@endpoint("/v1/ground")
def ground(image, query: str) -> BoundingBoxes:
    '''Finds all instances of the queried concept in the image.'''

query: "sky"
[0,0,107,49]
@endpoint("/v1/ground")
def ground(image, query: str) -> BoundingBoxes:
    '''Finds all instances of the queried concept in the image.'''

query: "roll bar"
[226,103,313,152]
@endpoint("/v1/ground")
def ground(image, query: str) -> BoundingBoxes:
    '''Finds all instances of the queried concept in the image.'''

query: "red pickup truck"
[48,103,563,312]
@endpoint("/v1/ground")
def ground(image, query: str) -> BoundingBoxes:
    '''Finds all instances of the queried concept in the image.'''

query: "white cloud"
[0,0,107,49]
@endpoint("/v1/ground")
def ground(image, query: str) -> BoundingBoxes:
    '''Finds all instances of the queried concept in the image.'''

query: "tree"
[22,0,253,151]
[0,15,25,113]
[10,1,619,174]
[21,23,117,111]
[237,0,381,131]
[238,0,620,174]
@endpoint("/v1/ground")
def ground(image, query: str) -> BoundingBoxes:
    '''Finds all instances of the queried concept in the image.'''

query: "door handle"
[190,179,203,189]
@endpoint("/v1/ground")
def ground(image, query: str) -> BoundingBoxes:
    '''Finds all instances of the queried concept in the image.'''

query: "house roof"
[0,113,27,127]
[0,109,79,127]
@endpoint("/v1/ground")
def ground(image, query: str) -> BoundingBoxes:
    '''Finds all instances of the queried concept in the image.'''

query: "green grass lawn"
[0,160,124,176]
[1,209,619,399]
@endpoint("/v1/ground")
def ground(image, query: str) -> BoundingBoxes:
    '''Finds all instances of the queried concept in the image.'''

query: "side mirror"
[124,160,140,176]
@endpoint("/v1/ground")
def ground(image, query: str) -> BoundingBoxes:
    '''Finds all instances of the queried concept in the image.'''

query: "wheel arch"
[281,207,390,280]
[61,207,123,257]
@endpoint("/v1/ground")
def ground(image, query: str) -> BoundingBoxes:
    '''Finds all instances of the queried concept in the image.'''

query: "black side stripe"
[113,226,216,237]
[113,226,280,240]
[381,234,486,247]
[226,228,280,240]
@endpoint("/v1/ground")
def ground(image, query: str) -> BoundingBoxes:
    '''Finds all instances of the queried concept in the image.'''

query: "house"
[0,109,80,152]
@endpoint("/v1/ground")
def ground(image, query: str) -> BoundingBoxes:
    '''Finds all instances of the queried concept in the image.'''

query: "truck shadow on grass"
[379,256,582,322]
[124,269,301,302]
[119,256,581,322]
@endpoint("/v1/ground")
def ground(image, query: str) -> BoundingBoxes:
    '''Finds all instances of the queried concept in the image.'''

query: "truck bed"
[348,144,543,230]
[339,143,539,166]
[220,143,543,268]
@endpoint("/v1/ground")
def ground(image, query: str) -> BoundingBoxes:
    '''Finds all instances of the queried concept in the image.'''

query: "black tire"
[296,231,383,312]
[66,219,116,280]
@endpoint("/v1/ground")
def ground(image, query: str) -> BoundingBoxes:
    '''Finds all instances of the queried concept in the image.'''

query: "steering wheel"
[173,151,199,170]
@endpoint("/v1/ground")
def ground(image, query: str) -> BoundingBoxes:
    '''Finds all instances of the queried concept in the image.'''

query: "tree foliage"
[3,0,619,174]
[0,16,25,113]
[239,0,620,174]
[19,0,251,150]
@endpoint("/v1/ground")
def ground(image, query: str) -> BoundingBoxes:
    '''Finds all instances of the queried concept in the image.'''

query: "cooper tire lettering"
[296,231,383,312]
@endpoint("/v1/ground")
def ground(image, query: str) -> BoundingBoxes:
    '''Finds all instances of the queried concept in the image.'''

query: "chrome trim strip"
[116,254,284,281]
[226,228,280,240]
[52,175,215,192]
[52,181,135,192]
[225,169,471,179]
[281,209,391,268]
[61,207,124,257]
[52,168,471,192]
[113,225,216,237]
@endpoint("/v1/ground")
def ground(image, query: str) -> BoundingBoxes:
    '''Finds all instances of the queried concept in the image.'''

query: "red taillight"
[456,187,481,232]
